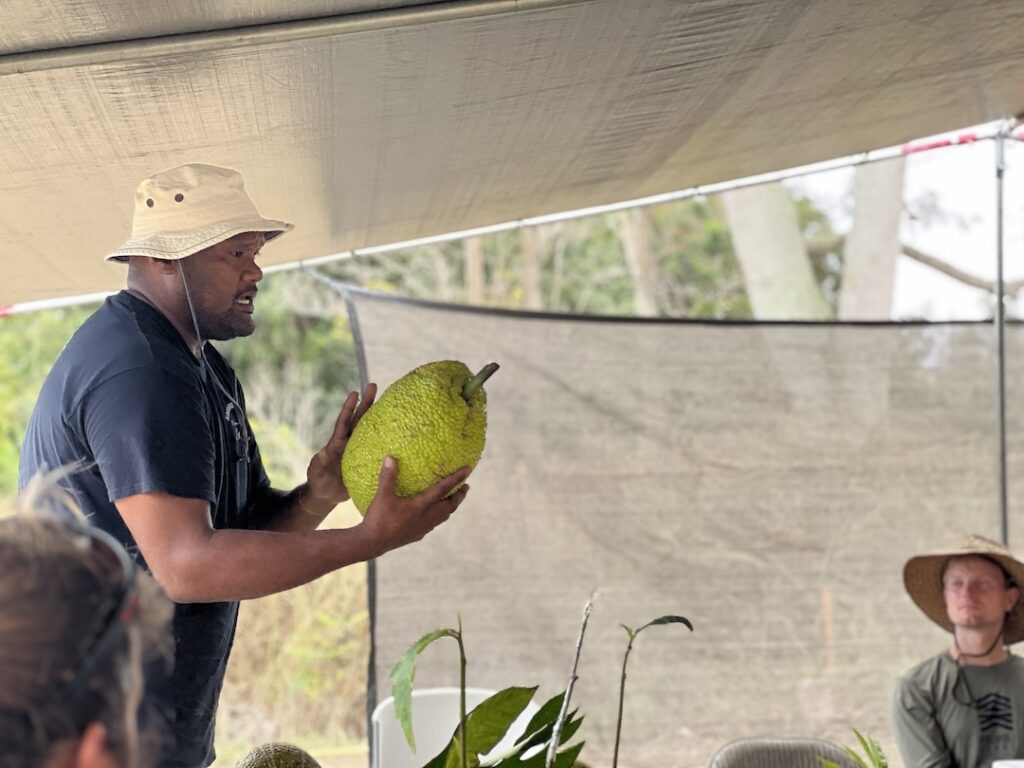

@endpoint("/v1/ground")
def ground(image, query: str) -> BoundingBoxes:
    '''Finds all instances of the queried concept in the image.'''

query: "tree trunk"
[839,158,906,320]
[721,184,830,320]
[836,158,906,433]
[465,236,485,305]
[617,207,660,317]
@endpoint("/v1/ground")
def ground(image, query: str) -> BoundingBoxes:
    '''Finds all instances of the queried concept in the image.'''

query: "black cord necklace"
[951,618,1009,708]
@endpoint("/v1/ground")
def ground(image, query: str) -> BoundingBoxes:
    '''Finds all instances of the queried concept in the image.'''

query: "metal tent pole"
[995,127,1009,545]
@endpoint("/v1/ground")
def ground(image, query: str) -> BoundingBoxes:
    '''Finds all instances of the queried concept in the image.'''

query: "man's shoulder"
[899,651,951,687]
[66,292,196,379]
[998,652,1024,679]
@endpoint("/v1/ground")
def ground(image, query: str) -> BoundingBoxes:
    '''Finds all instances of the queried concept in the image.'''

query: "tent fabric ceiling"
[1,0,1023,307]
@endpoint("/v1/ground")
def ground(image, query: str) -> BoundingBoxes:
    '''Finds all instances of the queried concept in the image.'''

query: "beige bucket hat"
[903,534,1024,644]
[105,163,293,262]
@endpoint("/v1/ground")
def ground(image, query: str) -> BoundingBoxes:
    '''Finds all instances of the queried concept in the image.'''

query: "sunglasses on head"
[50,524,139,704]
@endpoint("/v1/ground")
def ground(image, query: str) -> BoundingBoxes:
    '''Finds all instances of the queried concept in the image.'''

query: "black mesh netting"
[346,288,1024,768]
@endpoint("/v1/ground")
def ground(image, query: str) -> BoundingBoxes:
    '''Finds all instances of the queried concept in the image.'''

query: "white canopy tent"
[2,0,1024,308]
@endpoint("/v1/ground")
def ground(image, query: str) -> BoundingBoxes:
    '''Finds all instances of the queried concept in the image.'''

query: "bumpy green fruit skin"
[236,742,321,768]
[342,360,488,515]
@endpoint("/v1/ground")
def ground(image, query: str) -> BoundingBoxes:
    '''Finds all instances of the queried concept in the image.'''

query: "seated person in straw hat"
[893,534,1024,768]
[1,470,172,768]
[18,164,471,768]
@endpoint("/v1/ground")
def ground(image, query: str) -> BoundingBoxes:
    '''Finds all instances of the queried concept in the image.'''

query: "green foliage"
[0,304,97,495]
[324,190,839,320]
[651,198,751,318]
[620,614,694,642]
[613,615,694,768]
[819,728,888,768]
[428,687,538,768]
[391,610,692,768]
[793,192,845,314]
[390,621,586,768]
[390,628,462,751]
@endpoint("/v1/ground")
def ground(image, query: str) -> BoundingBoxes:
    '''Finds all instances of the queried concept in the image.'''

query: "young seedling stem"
[457,615,468,768]
[545,594,595,768]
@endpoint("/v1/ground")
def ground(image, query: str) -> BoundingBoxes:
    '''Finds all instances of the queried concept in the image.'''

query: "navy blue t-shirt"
[19,290,271,768]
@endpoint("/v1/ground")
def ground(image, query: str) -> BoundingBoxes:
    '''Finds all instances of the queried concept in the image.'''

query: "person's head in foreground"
[0,471,171,768]
[904,533,1024,660]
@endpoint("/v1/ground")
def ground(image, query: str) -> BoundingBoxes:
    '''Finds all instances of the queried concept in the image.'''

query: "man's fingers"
[443,485,469,512]
[375,456,398,497]
[355,383,377,422]
[326,390,360,449]
[423,468,472,505]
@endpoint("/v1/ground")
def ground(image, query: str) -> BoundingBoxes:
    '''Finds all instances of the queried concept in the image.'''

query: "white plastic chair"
[371,686,541,768]
[707,736,856,768]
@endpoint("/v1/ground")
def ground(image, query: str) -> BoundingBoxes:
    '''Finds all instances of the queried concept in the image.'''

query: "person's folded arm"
[892,676,955,768]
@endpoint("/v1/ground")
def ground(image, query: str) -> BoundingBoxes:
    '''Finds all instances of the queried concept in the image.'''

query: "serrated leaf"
[555,714,583,745]
[842,745,870,768]
[422,745,452,768]
[638,615,694,633]
[389,628,458,751]
[443,687,538,768]
[852,729,887,768]
[517,692,564,744]
[515,741,586,768]
[484,709,581,766]
[516,708,578,752]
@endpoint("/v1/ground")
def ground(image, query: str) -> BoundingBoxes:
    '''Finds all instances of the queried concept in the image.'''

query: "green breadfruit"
[342,360,498,515]
[235,742,321,768]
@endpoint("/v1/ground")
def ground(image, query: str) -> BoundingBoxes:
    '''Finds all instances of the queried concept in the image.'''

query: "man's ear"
[1005,585,1021,614]
[150,256,180,275]
[72,723,118,768]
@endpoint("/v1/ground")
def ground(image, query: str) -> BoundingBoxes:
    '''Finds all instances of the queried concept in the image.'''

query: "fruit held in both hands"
[342,360,499,515]
[235,742,321,768]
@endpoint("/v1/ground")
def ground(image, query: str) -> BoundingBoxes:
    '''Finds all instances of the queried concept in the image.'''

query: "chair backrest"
[707,736,857,768]
[371,687,541,768]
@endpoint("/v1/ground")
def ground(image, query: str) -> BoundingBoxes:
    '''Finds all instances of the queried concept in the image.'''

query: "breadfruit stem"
[461,362,499,400]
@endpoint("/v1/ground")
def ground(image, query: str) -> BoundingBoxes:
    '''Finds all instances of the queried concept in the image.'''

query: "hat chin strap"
[177,260,206,357]
[177,260,251,455]
[953,615,1007,661]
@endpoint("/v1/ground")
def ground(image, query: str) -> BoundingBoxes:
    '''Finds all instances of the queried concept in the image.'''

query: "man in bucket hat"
[893,534,1024,768]
[19,164,471,768]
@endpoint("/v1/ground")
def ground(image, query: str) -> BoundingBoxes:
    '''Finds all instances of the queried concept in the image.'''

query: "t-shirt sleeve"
[893,675,956,768]
[79,365,217,504]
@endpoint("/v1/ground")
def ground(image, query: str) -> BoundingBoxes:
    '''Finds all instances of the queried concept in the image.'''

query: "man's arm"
[116,456,469,603]
[892,675,955,768]
[248,385,377,533]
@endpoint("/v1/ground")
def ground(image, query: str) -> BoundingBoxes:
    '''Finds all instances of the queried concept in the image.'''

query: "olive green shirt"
[893,652,1024,768]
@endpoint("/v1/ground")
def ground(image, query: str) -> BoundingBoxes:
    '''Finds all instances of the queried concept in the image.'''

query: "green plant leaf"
[513,740,586,768]
[516,708,580,752]
[842,745,870,768]
[852,728,887,768]
[517,692,565,745]
[442,687,539,768]
[638,615,694,633]
[818,760,843,768]
[389,628,459,751]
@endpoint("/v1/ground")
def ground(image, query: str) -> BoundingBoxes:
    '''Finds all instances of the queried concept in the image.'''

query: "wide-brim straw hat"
[105,163,293,262]
[903,534,1024,644]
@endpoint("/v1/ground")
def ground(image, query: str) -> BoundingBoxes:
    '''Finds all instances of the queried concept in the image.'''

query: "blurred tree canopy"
[1,190,841,497]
